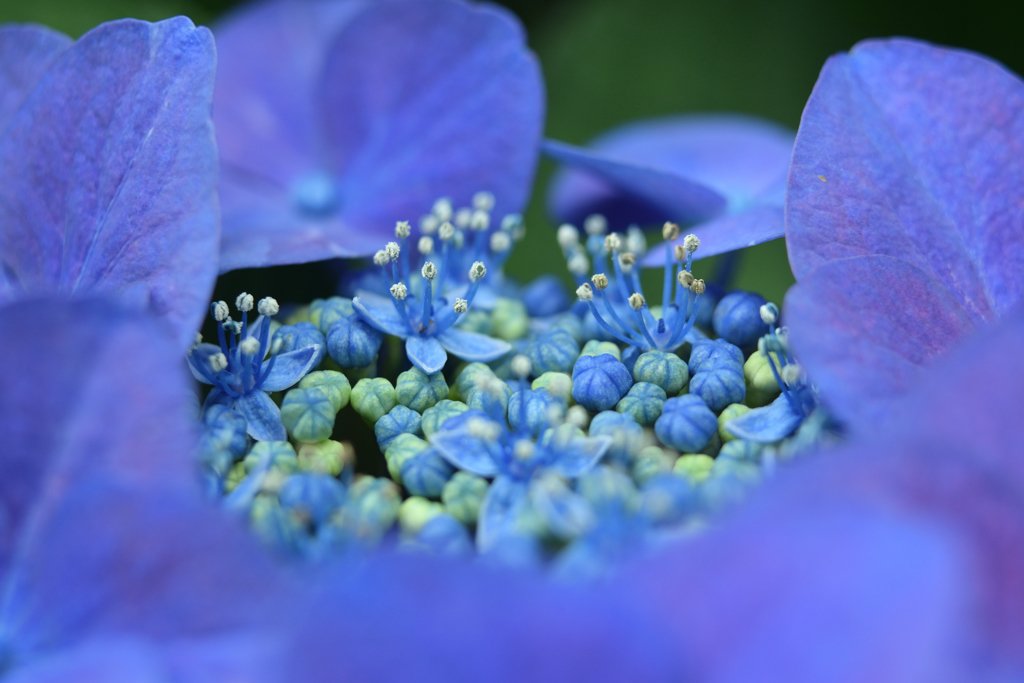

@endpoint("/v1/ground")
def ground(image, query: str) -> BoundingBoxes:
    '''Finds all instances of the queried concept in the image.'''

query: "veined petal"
[428,420,502,477]
[0,18,219,353]
[723,394,804,443]
[549,435,612,479]
[259,345,320,392]
[476,476,529,553]
[352,292,410,338]
[641,206,785,267]
[436,328,512,363]
[406,336,447,375]
[235,391,287,441]
[0,25,70,133]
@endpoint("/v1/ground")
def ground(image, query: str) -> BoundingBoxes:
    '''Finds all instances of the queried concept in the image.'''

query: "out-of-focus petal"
[436,327,512,362]
[641,206,785,266]
[477,475,529,553]
[406,335,447,375]
[0,24,70,132]
[549,435,611,478]
[784,255,974,430]
[724,393,804,443]
[0,18,218,352]
[428,414,503,477]
[786,38,1024,324]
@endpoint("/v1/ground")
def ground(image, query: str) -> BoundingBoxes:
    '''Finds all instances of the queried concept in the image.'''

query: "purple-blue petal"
[260,345,321,392]
[0,24,70,132]
[436,327,512,363]
[235,390,287,442]
[476,475,529,553]
[406,335,448,375]
[549,435,612,479]
[723,394,804,443]
[352,292,410,338]
[784,255,975,432]
[428,424,501,478]
[0,18,218,353]
[641,206,785,266]
[786,38,1024,324]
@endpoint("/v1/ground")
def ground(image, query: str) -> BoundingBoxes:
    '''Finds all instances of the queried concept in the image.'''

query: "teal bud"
[673,453,714,483]
[718,439,763,462]
[455,309,492,335]
[526,328,580,375]
[588,411,643,465]
[688,338,744,375]
[281,386,336,443]
[202,405,248,457]
[374,404,423,452]
[655,395,718,452]
[711,456,761,483]
[615,381,666,427]
[455,362,497,396]
[532,372,573,405]
[326,315,383,369]
[549,313,585,345]
[577,465,638,514]
[528,472,595,540]
[296,439,349,476]
[633,350,688,395]
[396,367,449,413]
[333,476,401,543]
[689,367,746,413]
[441,471,489,525]
[464,380,512,421]
[384,433,429,484]
[400,448,454,498]
[421,399,469,437]
[243,441,298,475]
[225,461,247,492]
[718,403,751,442]
[744,351,783,407]
[579,339,621,360]
[272,321,327,367]
[398,496,445,535]
[298,370,351,412]
[490,298,529,340]
[632,445,675,485]
[278,473,346,527]
[250,494,306,555]
[414,513,473,557]
[309,296,354,334]
[508,389,564,437]
[571,353,633,413]
[350,377,397,425]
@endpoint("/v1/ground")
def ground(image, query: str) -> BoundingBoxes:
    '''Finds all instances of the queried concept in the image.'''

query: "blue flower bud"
[281,386,336,443]
[508,389,563,437]
[199,406,248,475]
[621,345,641,375]
[384,433,429,484]
[298,370,351,412]
[250,494,306,556]
[400,448,455,498]
[490,298,529,341]
[395,367,449,413]
[640,474,695,525]
[297,440,350,477]
[350,377,397,425]
[632,445,675,485]
[549,312,585,345]
[689,366,746,412]
[571,353,633,413]
[421,399,470,437]
[273,321,326,367]
[464,382,511,421]
[655,395,718,452]
[526,328,580,375]
[522,274,570,317]
[673,453,714,483]
[278,473,346,527]
[615,381,666,427]
[713,290,769,348]
[243,441,298,474]
[442,471,489,525]
[333,476,401,543]
[414,513,473,557]
[580,339,621,360]
[309,296,354,334]
[374,404,423,452]
[588,410,643,465]
[688,338,744,376]
[633,350,688,395]
[718,439,763,462]
[326,315,383,369]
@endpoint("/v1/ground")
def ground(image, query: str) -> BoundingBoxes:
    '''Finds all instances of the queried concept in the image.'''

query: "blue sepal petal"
[476,475,529,552]
[260,345,320,392]
[406,335,448,375]
[725,394,805,443]
[549,434,612,479]
[235,390,287,441]
[352,292,410,338]
[428,419,502,478]
[436,328,513,363]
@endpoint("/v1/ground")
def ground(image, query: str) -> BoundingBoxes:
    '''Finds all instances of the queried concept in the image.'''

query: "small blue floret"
[400,448,455,498]
[278,473,347,527]
[689,366,746,413]
[712,290,769,348]
[654,395,718,452]
[326,315,383,368]
[374,404,424,452]
[526,328,580,375]
[571,353,633,413]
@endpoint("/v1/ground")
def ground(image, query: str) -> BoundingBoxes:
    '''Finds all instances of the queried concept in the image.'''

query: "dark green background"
[5,0,1022,304]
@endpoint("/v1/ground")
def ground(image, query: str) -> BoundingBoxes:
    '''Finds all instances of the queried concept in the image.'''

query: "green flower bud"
[398,496,445,535]
[296,439,350,476]
[225,460,247,493]
[281,386,336,443]
[455,309,492,335]
[455,362,497,396]
[309,296,354,334]
[490,298,529,340]
[384,433,429,484]
[283,304,311,325]
[744,351,783,407]
[579,339,621,360]
[350,377,398,425]
[673,453,714,483]
[442,471,489,525]
[712,456,761,483]
[718,403,752,443]
[298,370,351,412]
[396,367,449,413]
[632,445,675,485]
[333,476,401,543]
[421,399,469,437]
[532,372,573,404]
[718,439,763,462]
[243,441,298,475]
[633,350,689,396]
[616,381,666,426]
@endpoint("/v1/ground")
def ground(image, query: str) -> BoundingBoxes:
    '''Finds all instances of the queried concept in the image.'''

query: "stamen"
[258,297,279,316]
[674,244,687,262]
[557,224,580,250]
[192,332,203,351]
[235,292,254,312]
[395,221,411,239]
[432,197,453,222]
[373,250,389,267]
[567,253,590,279]
[212,301,229,322]
[439,221,455,241]
[470,210,490,231]
[490,231,511,252]
[418,236,434,255]
[239,337,260,355]
[592,274,609,290]
[679,270,695,287]
[473,191,495,211]
[690,279,706,295]
[619,253,635,273]
[513,439,535,461]
[760,302,779,325]
[420,214,439,234]
[385,242,401,261]
[605,233,621,252]
[683,234,700,254]
[626,226,647,255]
[576,283,593,301]
[511,354,531,378]
[209,352,228,373]
[469,262,486,283]
[629,293,645,310]
[584,214,607,235]
[453,298,468,314]
[662,222,680,241]
[454,208,472,229]
[390,283,408,300]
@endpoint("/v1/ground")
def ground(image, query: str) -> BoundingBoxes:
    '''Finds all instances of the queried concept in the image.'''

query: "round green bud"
[455,362,497,396]
[442,471,489,525]
[490,298,529,340]
[673,453,714,483]
[283,305,311,325]
[350,377,397,425]
[421,399,469,437]
[298,370,351,412]
[396,367,449,413]
[718,403,752,443]
[281,386,336,443]
[243,441,298,475]
[225,460,247,493]
[532,372,573,405]
[632,445,675,485]
[579,339,621,360]
[744,351,783,407]
[633,350,689,396]
[384,433,429,484]
[455,309,492,335]
[616,381,667,426]
[309,296,354,334]
[296,439,349,476]
[398,496,445,535]
[333,476,401,543]
[718,438,763,462]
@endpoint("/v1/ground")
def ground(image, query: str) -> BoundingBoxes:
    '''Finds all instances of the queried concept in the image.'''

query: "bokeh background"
[5,0,1023,304]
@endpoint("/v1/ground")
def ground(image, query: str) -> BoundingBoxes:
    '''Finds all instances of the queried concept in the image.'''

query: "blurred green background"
[6,0,1022,304]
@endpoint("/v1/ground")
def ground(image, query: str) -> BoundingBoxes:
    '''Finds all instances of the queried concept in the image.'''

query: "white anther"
[605,233,621,252]
[781,364,803,386]
[434,221,453,242]
[683,234,700,253]
[565,405,591,430]
[545,403,565,424]
[511,354,532,378]
[678,270,695,287]
[626,226,647,256]
[373,250,389,266]
[235,292,254,312]
[618,253,636,273]
[453,298,468,313]
[418,236,434,255]
[385,242,401,260]
[513,439,536,461]
[628,293,646,310]
[432,197,453,221]
[223,319,240,335]
[557,224,579,249]
[454,207,472,228]
[421,262,437,280]
[209,352,228,373]
[584,214,607,235]
[258,297,279,317]
[663,222,680,241]
[501,213,521,231]
[567,253,590,276]
[591,273,609,290]
[395,221,411,239]
[576,283,594,301]
[469,261,487,282]
[420,214,439,234]
[674,244,687,262]
[470,209,490,231]
[192,332,203,351]
[472,191,495,211]
[760,303,779,325]
[690,279,706,295]
[452,230,465,249]
[212,301,229,322]
[390,283,408,300]
[239,337,261,355]
[490,231,511,252]
[467,417,501,441]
